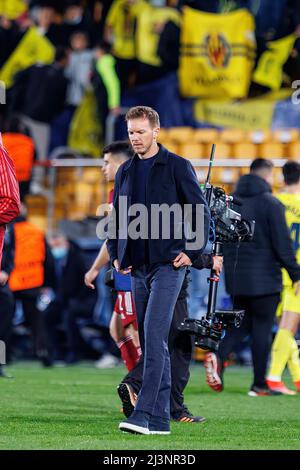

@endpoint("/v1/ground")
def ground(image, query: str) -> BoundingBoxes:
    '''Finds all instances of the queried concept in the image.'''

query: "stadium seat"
[163,141,180,154]
[81,168,101,183]
[179,143,205,159]
[247,130,272,144]
[219,129,247,143]
[272,128,299,143]
[259,142,285,159]
[288,142,300,159]
[233,143,257,159]
[167,127,194,143]
[220,168,239,183]
[158,128,169,143]
[192,128,219,144]
[213,143,232,159]
[239,167,249,176]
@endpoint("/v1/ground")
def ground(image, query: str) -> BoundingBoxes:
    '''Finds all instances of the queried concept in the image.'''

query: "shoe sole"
[175,416,206,423]
[266,382,297,395]
[149,430,170,435]
[204,353,223,392]
[269,388,296,396]
[248,390,283,397]
[119,422,150,435]
[117,383,135,418]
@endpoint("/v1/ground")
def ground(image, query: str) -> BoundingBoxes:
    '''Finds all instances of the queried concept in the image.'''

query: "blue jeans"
[131,263,186,420]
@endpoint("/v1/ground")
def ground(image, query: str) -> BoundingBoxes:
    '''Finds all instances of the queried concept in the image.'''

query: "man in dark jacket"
[107,106,210,435]
[45,232,97,364]
[9,47,69,193]
[204,158,300,396]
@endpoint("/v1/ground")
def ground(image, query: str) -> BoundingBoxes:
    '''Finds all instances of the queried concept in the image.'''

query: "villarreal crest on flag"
[179,7,256,99]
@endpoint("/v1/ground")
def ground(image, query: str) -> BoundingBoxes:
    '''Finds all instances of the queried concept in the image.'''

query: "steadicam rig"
[180,144,255,351]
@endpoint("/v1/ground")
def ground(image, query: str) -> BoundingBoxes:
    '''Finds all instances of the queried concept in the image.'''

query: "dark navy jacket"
[107,145,210,268]
[224,174,300,296]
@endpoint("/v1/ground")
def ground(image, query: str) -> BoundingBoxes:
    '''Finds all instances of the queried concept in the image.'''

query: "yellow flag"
[136,2,180,66]
[0,0,27,19]
[179,7,256,98]
[0,27,55,88]
[253,34,296,90]
[68,90,103,157]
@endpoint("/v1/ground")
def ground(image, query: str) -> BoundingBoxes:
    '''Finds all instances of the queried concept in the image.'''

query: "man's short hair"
[103,141,134,161]
[250,158,274,173]
[125,106,160,128]
[283,161,300,185]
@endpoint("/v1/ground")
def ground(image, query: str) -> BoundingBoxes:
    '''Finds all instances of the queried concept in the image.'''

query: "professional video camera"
[180,144,255,352]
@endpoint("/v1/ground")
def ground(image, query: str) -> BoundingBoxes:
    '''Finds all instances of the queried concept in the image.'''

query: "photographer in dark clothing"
[205,159,300,396]
[118,253,222,422]
[45,232,97,364]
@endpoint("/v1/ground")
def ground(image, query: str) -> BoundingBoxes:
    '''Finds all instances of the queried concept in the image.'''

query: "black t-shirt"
[128,150,159,268]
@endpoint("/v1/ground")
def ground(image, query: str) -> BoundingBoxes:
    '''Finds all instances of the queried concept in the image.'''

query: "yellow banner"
[0,0,27,19]
[136,2,180,66]
[194,98,275,130]
[179,7,256,98]
[253,34,296,90]
[68,90,103,157]
[0,27,55,88]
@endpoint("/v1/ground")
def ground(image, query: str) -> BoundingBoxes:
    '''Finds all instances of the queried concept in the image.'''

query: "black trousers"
[218,293,280,388]
[44,298,95,361]
[14,292,48,358]
[122,298,192,419]
[0,285,14,348]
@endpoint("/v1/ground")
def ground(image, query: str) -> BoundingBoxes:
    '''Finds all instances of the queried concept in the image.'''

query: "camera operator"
[204,158,300,397]
[118,253,223,423]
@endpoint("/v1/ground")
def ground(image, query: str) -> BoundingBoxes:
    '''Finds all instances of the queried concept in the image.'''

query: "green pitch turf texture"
[0,362,299,450]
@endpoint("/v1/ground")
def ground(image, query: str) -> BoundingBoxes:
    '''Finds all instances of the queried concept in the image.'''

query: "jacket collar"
[123,144,169,172]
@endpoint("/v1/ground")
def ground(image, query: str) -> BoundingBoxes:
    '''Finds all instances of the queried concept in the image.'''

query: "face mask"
[66,15,82,25]
[52,246,68,260]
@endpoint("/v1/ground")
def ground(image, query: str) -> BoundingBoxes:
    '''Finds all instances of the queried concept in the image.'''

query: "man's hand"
[0,271,9,286]
[113,259,132,275]
[173,252,192,268]
[212,256,223,277]
[84,267,99,289]
[295,280,300,296]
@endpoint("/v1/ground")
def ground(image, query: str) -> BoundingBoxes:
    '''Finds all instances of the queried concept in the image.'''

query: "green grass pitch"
[0,362,299,450]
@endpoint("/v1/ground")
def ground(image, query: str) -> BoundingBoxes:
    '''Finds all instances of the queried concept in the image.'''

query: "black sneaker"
[248,385,282,397]
[119,410,150,435]
[117,383,137,418]
[172,410,206,423]
[149,416,170,435]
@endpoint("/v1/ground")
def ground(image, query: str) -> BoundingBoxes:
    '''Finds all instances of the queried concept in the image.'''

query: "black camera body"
[206,185,255,244]
[179,145,255,352]
[181,310,244,351]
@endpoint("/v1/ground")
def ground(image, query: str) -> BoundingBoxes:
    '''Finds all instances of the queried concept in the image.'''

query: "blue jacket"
[107,145,210,268]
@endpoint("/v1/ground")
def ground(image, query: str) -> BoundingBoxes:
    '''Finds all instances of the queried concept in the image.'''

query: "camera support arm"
[206,241,223,321]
